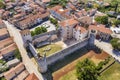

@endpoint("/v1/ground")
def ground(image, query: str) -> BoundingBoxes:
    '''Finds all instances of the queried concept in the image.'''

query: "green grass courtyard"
[59,61,120,80]
[99,62,120,80]
[36,44,63,57]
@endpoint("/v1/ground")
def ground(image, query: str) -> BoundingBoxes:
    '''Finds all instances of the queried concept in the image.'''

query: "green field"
[60,61,120,80]
[59,69,76,80]
[99,62,120,80]
[36,44,62,56]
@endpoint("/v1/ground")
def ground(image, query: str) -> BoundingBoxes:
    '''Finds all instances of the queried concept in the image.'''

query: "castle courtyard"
[36,43,64,57]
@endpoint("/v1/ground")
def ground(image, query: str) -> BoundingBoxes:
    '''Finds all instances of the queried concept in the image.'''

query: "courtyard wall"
[46,38,89,65]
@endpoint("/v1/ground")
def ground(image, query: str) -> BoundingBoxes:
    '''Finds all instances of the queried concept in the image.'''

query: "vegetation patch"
[31,26,47,36]
[110,38,120,51]
[36,44,62,56]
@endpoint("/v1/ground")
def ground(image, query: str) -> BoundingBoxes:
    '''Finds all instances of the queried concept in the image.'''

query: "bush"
[0,1,5,9]
[49,18,58,25]
[95,16,108,24]
[14,49,22,61]
[110,38,120,50]
[0,59,6,65]
[31,26,47,36]
[96,61,104,71]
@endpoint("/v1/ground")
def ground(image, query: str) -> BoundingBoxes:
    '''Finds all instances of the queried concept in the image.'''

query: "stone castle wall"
[46,38,89,65]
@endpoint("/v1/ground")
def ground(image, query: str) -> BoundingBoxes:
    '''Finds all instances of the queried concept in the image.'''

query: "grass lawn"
[36,44,62,56]
[60,61,120,80]
[56,51,111,80]
[59,69,76,80]
[98,62,120,80]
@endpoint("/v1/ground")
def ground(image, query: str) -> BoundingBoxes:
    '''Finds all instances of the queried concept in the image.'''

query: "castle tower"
[37,53,48,73]
[88,30,96,48]
[20,29,32,47]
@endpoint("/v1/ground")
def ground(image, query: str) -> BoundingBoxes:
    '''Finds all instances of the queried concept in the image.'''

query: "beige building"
[73,25,88,41]
[0,28,9,40]
[89,24,113,40]
[59,18,79,41]
[4,63,29,80]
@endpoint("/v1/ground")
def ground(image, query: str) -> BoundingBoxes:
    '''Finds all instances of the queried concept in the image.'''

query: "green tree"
[31,31,35,36]
[49,17,58,25]
[110,0,118,7]
[49,0,68,7]
[0,1,5,9]
[113,20,120,26]
[41,26,47,33]
[76,58,98,80]
[95,16,108,25]
[35,27,42,35]
[110,38,120,50]
[14,49,22,61]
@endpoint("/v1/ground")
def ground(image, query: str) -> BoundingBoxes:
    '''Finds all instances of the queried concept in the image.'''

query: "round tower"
[37,53,48,73]
[88,30,96,48]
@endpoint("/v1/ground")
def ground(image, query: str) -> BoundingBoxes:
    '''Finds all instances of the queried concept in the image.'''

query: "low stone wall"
[46,38,89,65]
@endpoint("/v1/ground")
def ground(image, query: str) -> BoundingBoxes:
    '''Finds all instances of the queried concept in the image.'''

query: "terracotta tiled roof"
[4,68,16,80]
[0,37,14,50]
[18,12,49,27]
[0,43,17,56]
[89,24,113,34]
[78,16,92,24]
[0,28,8,36]
[74,25,87,33]
[16,70,29,80]
[14,62,25,74]
[25,73,39,80]
[4,63,28,80]
[20,29,30,35]
[42,0,50,3]
[59,18,79,27]
[50,5,62,11]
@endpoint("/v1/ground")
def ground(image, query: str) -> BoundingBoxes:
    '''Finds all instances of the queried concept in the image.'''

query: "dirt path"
[53,50,109,80]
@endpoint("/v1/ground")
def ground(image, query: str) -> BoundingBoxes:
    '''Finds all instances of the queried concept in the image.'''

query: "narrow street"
[95,39,120,62]
[3,21,44,80]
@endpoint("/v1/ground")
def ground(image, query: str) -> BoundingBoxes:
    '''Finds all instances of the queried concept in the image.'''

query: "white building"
[59,18,79,41]
[59,18,88,41]
[73,25,88,41]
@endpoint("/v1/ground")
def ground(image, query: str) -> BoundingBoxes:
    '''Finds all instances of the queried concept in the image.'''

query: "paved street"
[95,39,120,62]
[3,21,44,80]
[30,20,56,32]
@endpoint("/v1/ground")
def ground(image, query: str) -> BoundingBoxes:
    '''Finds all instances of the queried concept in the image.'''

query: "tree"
[49,17,58,25]
[95,16,108,25]
[31,31,35,36]
[49,0,68,7]
[14,49,22,61]
[0,1,5,9]
[32,26,47,36]
[113,20,120,26]
[35,27,42,35]
[76,58,98,80]
[110,38,120,50]
[110,0,118,7]
[40,26,47,33]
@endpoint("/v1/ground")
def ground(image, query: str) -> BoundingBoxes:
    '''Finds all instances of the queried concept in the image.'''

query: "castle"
[20,27,95,73]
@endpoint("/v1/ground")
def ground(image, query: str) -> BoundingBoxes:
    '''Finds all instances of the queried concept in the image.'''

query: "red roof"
[89,24,112,34]
[25,73,39,80]
[59,18,79,27]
